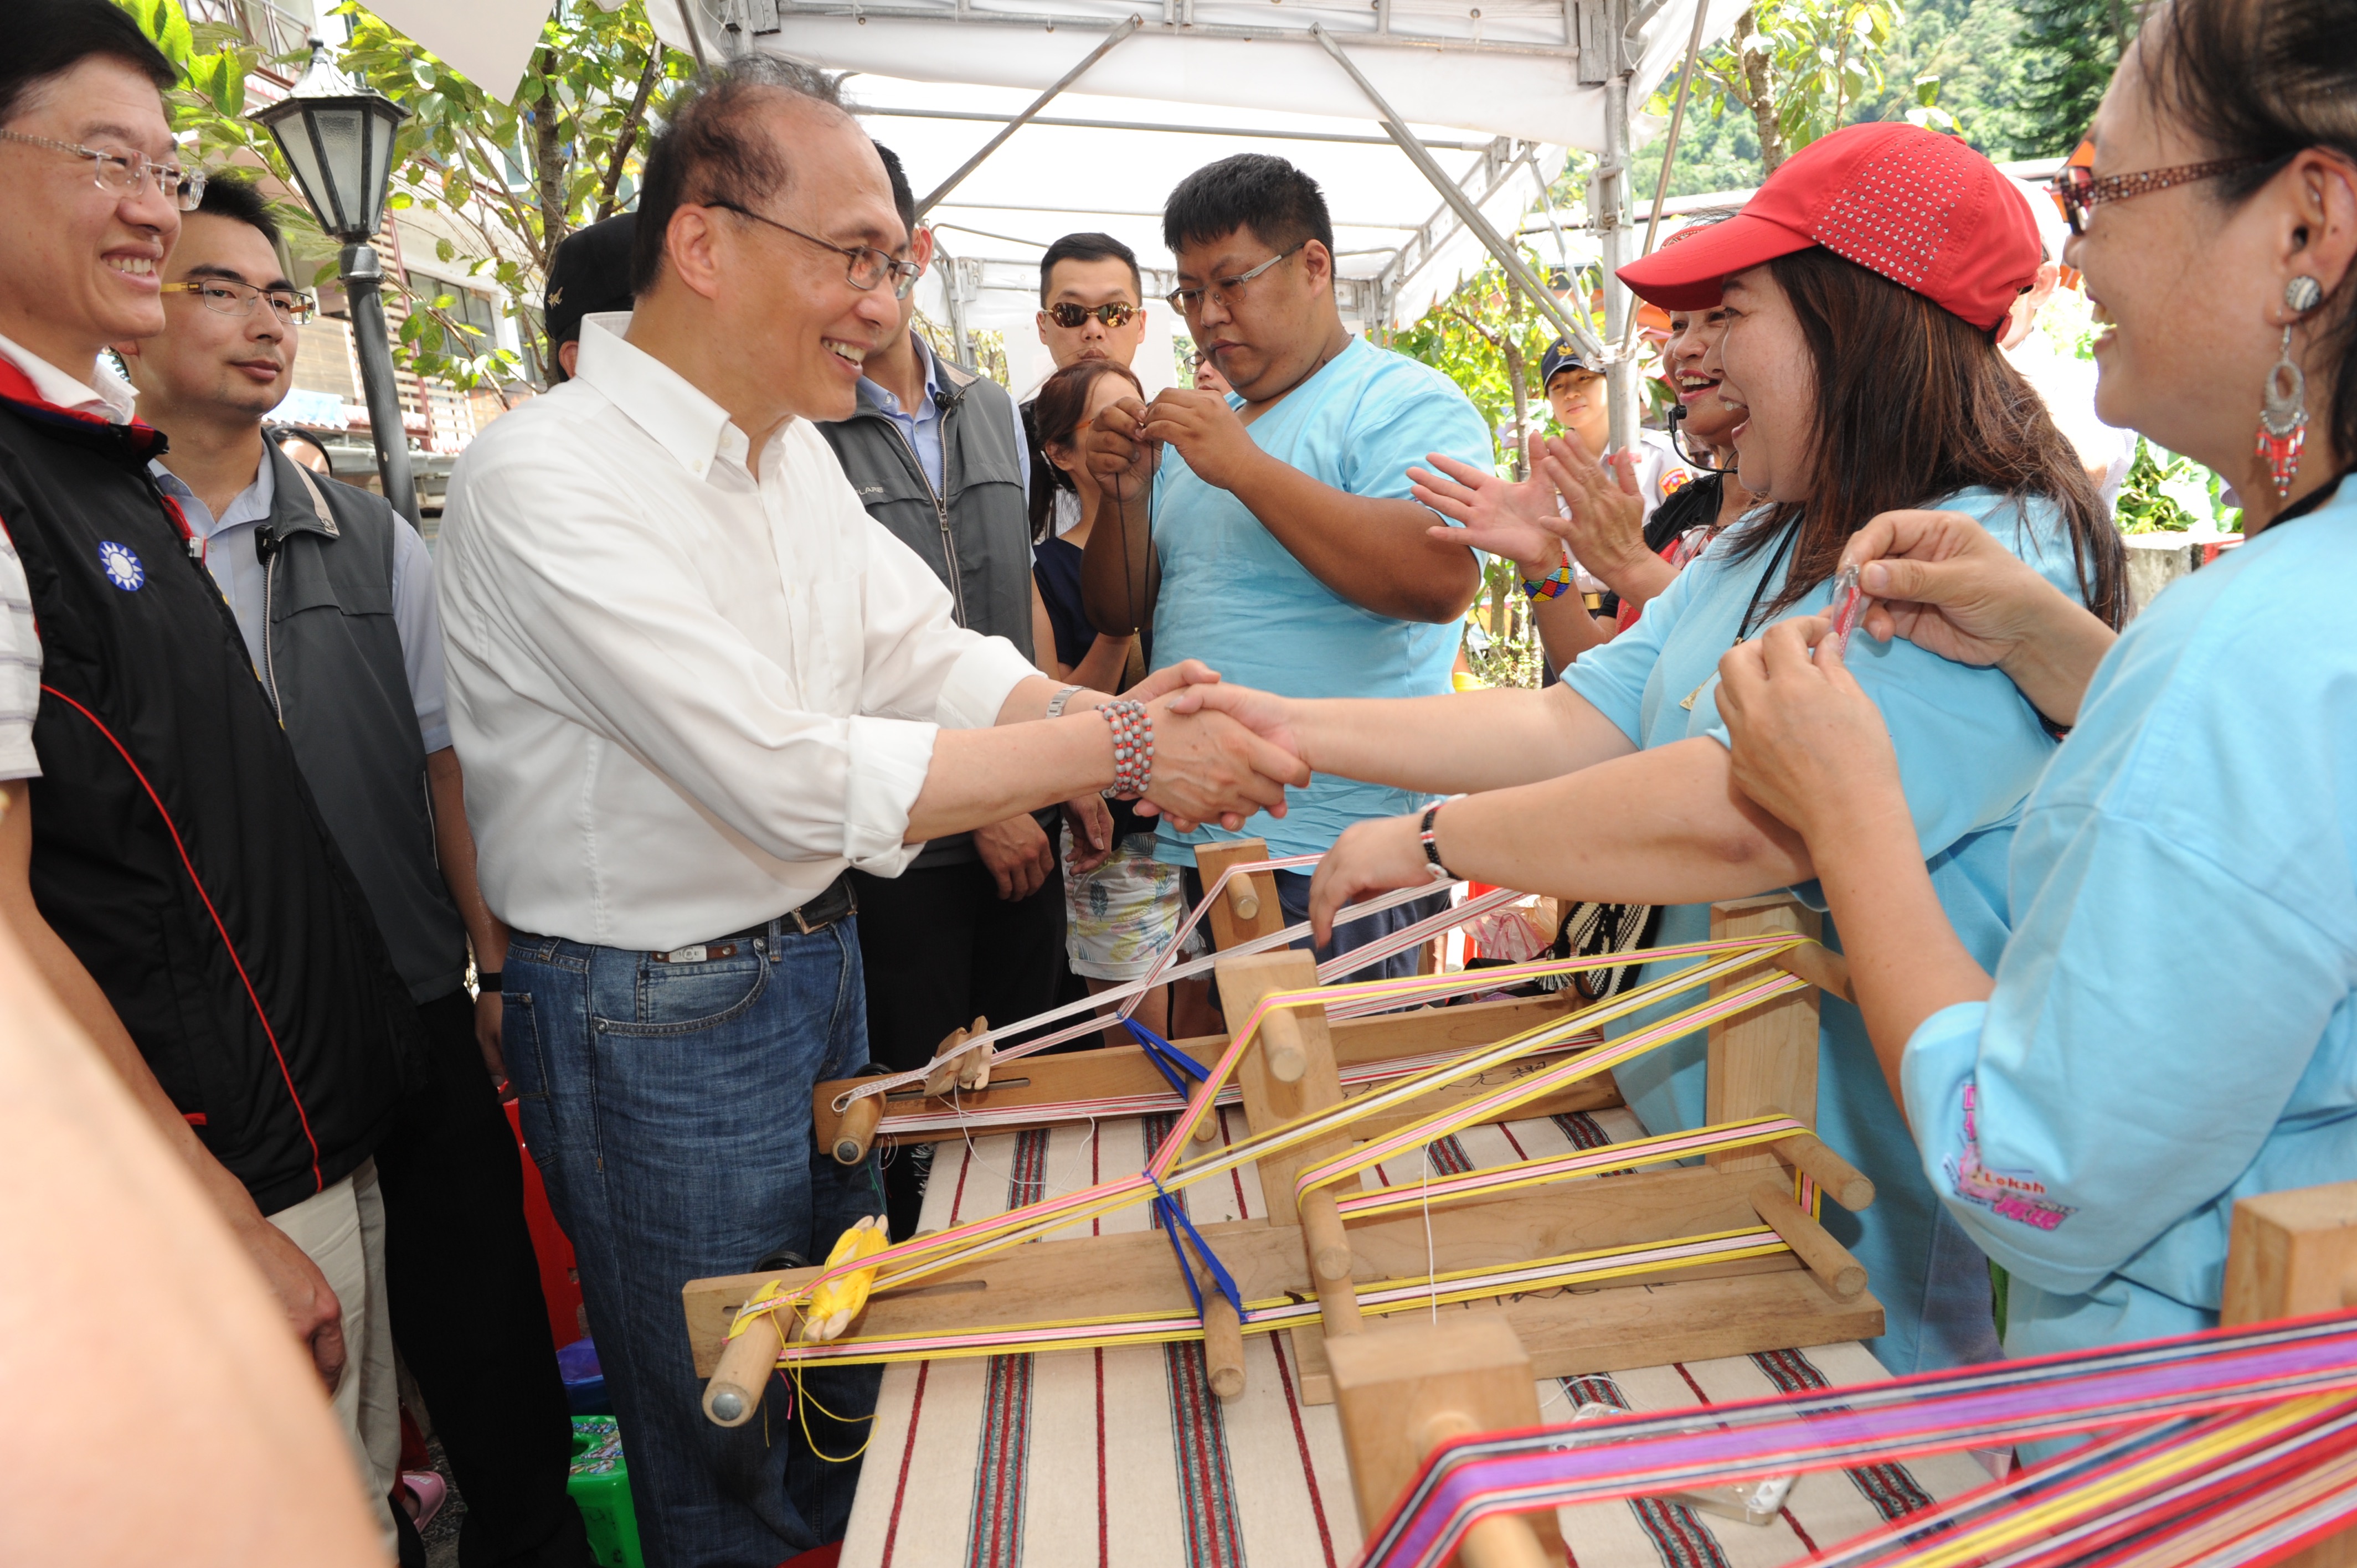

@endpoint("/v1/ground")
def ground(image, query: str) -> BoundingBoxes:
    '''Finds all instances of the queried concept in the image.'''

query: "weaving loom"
[683,843,1883,1426]
[1332,1182,2357,1568]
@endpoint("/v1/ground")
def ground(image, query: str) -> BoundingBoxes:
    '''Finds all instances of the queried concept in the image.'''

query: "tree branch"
[596,49,663,221]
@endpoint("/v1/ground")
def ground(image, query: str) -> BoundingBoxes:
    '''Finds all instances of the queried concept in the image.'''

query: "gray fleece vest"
[255,446,470,1002]
[819,355,1039,867]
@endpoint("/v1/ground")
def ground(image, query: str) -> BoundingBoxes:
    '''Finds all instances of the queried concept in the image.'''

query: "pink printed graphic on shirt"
[1946,1085,2076,1231]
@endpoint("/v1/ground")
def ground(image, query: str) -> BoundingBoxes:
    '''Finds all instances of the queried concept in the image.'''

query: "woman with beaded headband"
[1707,0,2357,1373]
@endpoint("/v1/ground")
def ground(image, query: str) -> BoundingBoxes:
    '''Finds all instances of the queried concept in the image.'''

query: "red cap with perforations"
[1617,122,2041,334]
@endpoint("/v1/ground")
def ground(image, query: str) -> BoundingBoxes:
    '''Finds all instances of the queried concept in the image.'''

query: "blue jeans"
[505,918,885,1568]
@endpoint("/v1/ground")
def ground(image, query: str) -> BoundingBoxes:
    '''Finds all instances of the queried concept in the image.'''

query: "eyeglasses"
[1164,244,1305,315]
[2047,149,2268,236]
[1045,301,1138,330]
[1,128,205,210]
[162,277,317,326]
[708,200,922,299]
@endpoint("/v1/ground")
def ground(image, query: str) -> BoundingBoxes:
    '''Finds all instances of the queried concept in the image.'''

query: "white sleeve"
[0,529,40,781]
[442,441,1024,871]
[387,518,450,754]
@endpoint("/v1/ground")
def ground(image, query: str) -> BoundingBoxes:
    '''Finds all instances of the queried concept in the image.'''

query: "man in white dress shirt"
[436,58,1304,1566]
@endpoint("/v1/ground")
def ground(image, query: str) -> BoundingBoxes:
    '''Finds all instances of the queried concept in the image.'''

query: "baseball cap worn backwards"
[1617,122,2042,334]
[543,213,638,347]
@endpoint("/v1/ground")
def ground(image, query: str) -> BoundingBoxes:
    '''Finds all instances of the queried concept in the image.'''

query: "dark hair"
[193,172,281,249]
[874,141,915,236]
[1162,154,1334,261]
[1038,232,1141,305]
[2,0,176,125]
[1028,358,1144,542]
[1722,247,2127,630]
[630,56,847,296]
[2142,0,2357,483]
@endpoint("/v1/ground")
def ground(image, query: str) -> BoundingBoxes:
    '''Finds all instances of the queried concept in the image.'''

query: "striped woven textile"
[840,1106,1987,1568]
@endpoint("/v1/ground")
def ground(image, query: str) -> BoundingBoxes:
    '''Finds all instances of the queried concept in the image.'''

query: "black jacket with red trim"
[0,362,418,1215]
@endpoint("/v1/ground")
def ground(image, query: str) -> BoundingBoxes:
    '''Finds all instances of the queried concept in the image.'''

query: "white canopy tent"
[647,0,1741,439]
[363,0,1742,441]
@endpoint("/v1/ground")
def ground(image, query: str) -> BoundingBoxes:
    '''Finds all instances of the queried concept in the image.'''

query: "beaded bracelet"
[1522,564,1576,600]
[1099,698,1155,800]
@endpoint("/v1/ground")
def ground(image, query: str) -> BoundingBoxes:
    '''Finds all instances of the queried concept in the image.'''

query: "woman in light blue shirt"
[1711,0,2357,1365]
[1180,123,2127,1376]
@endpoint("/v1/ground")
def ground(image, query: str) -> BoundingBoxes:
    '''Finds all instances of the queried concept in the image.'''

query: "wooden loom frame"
[683,842,1884,1427]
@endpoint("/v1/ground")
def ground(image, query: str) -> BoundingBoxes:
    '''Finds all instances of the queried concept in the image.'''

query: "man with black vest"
[117,174,593,1568]
[816,144,1083,1235]
[0,5,419,1555]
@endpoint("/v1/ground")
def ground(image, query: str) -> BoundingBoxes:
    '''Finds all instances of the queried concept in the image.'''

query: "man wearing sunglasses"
[116,173,596,1568]
[1027,232,1147,541]
[0,3,421,1556]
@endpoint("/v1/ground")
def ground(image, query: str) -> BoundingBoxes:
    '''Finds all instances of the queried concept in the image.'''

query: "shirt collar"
[860,331,942,420]
[0,332,137,423]
[575,311,758,479]
[149,448,276,537]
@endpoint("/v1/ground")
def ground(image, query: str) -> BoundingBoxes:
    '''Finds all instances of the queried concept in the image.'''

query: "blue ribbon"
[1150,1173,1244,1324]
[1124,1016,1208,1102]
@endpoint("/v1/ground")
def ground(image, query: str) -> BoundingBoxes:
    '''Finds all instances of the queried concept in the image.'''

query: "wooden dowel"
[1417,1412,1550,1568]
[1766,941,1853,1004]
[703,1309,783,1427]
[1200,1270,1246,1400]
[1228,871,1260,922]
[1766,1123,1875,1212]
[1750,1182,1867,1299]
[1191,1106,1219,1142]
[832,1094,883,1166]
[1260,1006,1306,1084]
[1300,1187,1354,1282]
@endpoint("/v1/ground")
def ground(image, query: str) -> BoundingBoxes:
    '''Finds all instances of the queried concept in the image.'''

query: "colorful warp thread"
[1360,1313,2357,1568]
[728,933,1820,1364]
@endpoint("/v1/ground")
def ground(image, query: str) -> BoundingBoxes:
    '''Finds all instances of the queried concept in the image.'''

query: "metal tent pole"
[1308,23,1604,360]
[1599,65,1635,456]
[915,17,1142,218]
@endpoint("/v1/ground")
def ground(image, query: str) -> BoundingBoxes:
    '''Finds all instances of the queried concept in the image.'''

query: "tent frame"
[706,0,1710,455]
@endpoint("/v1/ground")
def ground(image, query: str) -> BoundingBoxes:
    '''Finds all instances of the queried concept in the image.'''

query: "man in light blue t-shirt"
[1080,153,1490,976]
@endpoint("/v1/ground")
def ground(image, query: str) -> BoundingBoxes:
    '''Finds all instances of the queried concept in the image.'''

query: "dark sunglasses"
[1046,301,1138,330]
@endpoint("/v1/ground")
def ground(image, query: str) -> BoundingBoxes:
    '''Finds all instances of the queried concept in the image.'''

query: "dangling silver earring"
[2258,275,2324,499]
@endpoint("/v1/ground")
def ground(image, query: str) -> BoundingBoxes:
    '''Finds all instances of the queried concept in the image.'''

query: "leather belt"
[649,874,857,963]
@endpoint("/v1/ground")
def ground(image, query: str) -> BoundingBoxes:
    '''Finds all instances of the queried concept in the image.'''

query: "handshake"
[1095,662,1310,834]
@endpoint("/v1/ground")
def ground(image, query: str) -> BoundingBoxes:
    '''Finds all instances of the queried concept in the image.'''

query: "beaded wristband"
[1522,565,1576,600]
[1099,698,1155,800]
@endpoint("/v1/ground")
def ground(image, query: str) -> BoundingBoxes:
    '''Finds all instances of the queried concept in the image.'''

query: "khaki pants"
[270,1158,399,1557]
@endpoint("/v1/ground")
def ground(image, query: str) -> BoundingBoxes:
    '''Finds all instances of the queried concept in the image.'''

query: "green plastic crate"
[568,1416,645,1568]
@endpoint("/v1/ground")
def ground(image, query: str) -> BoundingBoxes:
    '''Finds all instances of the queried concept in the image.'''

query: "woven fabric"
[841,1107,1986,1568]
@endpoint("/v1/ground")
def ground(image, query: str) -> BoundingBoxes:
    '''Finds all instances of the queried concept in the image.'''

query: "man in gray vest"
[816,145,1080,1236]
[117,175,591,1568]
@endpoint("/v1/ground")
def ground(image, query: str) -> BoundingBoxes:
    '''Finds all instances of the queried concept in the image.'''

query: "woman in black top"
[1030,359,1144,693]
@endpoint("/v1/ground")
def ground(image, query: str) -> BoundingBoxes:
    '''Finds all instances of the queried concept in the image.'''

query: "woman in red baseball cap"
[1713,0,2357,1374]
[1179,121,2124,1379]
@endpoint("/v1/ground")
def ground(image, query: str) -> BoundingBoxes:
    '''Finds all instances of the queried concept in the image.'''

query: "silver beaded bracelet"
[1099,698,1154,800]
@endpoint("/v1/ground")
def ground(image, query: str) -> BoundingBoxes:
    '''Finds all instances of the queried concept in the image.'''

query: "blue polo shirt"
[1149,335,1491,864]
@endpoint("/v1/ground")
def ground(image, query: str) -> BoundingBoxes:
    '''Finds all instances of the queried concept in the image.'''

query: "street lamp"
[252,39,418,523]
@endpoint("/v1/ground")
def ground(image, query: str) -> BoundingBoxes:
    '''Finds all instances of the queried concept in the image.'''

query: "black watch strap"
[476,970,503,994]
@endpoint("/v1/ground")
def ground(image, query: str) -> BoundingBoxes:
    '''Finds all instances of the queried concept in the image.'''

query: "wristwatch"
[1045,683,1085,719]
[476,970,503,994]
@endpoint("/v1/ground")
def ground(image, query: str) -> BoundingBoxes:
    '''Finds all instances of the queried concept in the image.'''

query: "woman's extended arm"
[1303,735,1813,940]
[1713,617,1995,1111]
[1182,679,1639,796]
